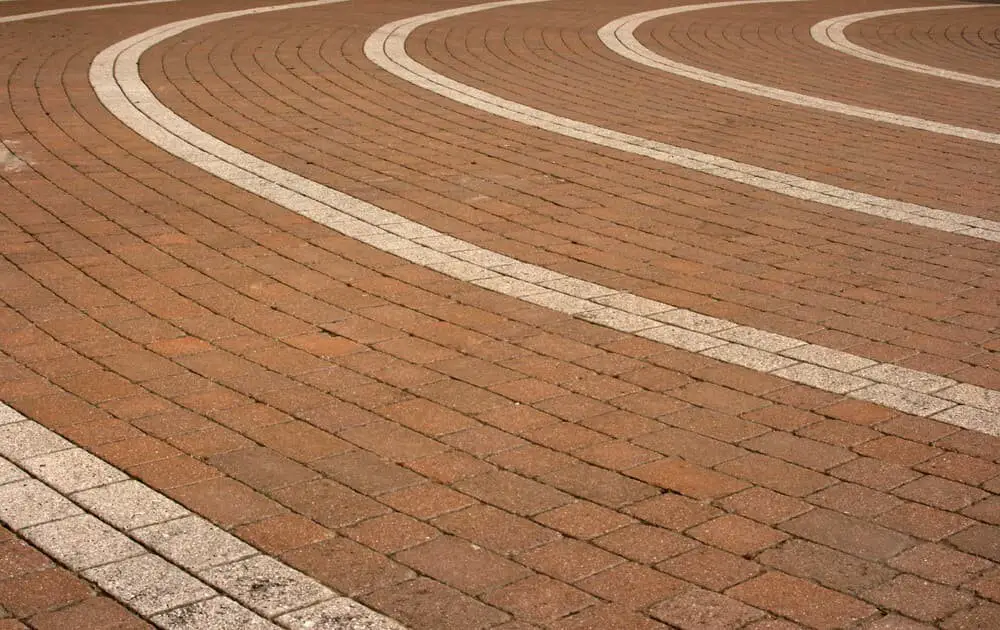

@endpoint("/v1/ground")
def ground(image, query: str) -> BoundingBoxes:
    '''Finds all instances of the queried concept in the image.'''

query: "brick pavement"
[1,0,999,628]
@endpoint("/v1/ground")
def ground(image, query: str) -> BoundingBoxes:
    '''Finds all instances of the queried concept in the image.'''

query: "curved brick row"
[837,2,1000,81]
[811,4,1000,88]
[1,1,999,629]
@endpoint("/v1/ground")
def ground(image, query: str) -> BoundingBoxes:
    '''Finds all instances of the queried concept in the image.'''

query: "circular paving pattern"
[2,1,1000,629]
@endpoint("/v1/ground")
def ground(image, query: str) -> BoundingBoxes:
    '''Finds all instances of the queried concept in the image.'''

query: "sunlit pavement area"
[1,0,999,628]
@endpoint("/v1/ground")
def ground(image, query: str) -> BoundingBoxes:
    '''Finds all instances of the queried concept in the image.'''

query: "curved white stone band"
[0,405,405,630]
[0,0,179,24]
[599,0,1000,144]
[811,5,1000,89]
[88,0,999,433]
[365,0,1000,243]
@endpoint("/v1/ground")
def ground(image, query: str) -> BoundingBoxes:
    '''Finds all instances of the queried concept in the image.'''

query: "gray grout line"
[599,0,1000,144]
[368,0,1000,244]
[0,405,407,630]
[811,4,1000,89]
[81,0,999,435]
[0,0,180,24]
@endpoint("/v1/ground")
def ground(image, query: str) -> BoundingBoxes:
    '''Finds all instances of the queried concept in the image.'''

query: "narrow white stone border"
[0,404,406,630]
[86,0,1000,434]
[811,4,1000,89]
[0,0,179,24]
[599,0,1000,145]
[363,0,1000,243]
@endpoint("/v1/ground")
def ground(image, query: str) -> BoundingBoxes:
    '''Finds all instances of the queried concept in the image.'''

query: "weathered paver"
[1,0,998,628]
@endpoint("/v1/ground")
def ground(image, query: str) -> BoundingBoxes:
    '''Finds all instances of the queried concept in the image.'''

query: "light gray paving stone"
[593,293,674,316]
[413,235,473,253]
[651,308,736,333]
[22,448,128,494]
[426,260,496,281]
[452,248,516,267]
[852,385,956,417]
[354,232,413,251]
[390,246,454,266]
[74,479,188,530]
[933,406,1000,437]
[202,555,332,617]
[277,598,407,630]
[491,262,562,283]
[0,421,73,462]
[0,404,22,425]
[84,554,216,616]
[0,457,27,486]
[701,343,798,372]
[521,290,601,315]
[152,596,278,630]
[715,327,806,352]
[0,479,82,529]
[383,221,437,239]
[637,324,726,352]
[540,277,618,299]
[577,307,658,332]
[472,276,547,297]
[936,384,1000,413]
[133,516,257,571]
[780,344,876,372]
[22,513,144,570]
[854,365,956,394]
[772,364,872,394]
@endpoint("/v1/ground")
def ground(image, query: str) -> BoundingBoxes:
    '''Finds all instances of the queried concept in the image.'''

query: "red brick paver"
[1,0,998,628]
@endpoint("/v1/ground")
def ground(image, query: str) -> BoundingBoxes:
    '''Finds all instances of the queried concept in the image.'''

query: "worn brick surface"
[1,0,999,628]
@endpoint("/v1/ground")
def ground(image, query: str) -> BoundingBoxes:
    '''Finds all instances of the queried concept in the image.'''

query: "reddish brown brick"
[888,543,993,586]
[948,524,1000,562]
[657,546,762,591]
[0,569,91,617]
[808,482,902,518]
[342,513,438,554]
[780,508,914,560]
[433,505,558,555]
[454,470,572,516]
[829,456,922,491]
[855,436,942,467]
[729,571,877,629]
[314,450,424,496]
[483,575,595,624]
[282,537,414,596]
[715,487,812,525]
[549,604,670,630]
[876,502,974,541]
[624,492,722,531]
[892,476,988,511]
[385,485,476,523]
[577,563,685,608]
[395,536,530,595]
[233,514,333,554]
[863,575,975,622]
[651,587,765,629]
[363,577,510,630]
[716,454,833,497]
[594,524,697,564]
[533,502,634,539]
[757,540,897,595]
[628,458,749,499]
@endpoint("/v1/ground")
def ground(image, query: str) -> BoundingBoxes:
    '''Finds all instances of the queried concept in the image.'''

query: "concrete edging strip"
[811,4,1000,89]
[0,403,406,630]
[81,0,1000,434]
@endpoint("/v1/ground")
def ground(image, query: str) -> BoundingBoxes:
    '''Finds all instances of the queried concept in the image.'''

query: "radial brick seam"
[811,4,1000,88]
[79,0,1000,435]
[0,403,406,630]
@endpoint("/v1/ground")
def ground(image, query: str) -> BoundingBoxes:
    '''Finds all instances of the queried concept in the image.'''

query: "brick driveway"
[1,0,999,628]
